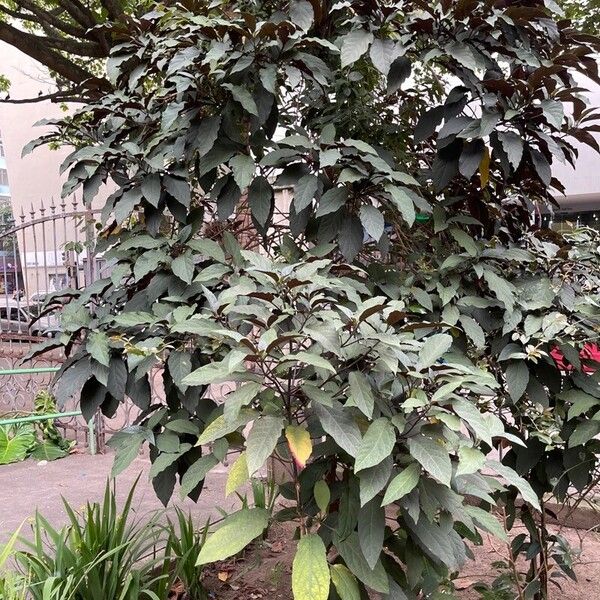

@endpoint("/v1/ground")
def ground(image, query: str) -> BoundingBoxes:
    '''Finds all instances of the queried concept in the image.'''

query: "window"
[0,169,8,187]
[0,135,4,158]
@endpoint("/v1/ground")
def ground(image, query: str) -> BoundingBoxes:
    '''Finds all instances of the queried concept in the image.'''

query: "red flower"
[551,344,600,373]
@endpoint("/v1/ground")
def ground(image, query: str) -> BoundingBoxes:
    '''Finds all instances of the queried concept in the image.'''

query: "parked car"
[0,302,61,338]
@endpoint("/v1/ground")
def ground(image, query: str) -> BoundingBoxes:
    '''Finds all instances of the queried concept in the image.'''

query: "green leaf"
[486,460,540,510]
[197,409,256,445]
[246,416,283,475]
[167,351,192,392]
[285,351,335,373]
[223,83,258,116]
[456,446,486,476]
[465,505,508,542]
[289,0,314,31]
[385,185,416,226]
[330,564,360,600]
[347,371,375,418]
[569,421,600,448]
[316,186,347,217]
[341,30,374,68]
[358,455,392,506]
[29,441,69,462]
[354,418,396,472]
[407,435,451,487]
[87,331,111,367]
[540,99,564,129]
[506,362,529,402]
[336,532,389,593]
[248,176,273,228]
[358,499,385,569]
[339,215,364,262]
[193,116,221,156]
[359,205,384,241]
[223,382,263,424]
[459,315,485,349]
[314,480,331,513]
[107,426,153,477]
[292,534,330,600]
[172,252,195,284]
[313,402,362,457]
[381,463,420,506]
[459,140,485,179]
[483,270,515,311]
[417,334,453,370]
[498,132,523,170]
[0,424,35,464]
[370,38,398,77]
[180,455,219,498]
[230,154,255,190]
[226,452,249,496]
[196,508,269,565]
[387,55,412,93]
[294,174,320,212]
[183,352,246,386]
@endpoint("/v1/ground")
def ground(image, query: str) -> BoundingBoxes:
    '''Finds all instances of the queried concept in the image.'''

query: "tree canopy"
[23,1,600,599]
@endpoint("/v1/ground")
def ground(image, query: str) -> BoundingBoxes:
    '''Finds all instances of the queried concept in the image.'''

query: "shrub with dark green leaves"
[28,1,600,599]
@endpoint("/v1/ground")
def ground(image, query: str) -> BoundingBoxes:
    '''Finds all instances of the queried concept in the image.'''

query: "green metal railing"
[0,366,96,455]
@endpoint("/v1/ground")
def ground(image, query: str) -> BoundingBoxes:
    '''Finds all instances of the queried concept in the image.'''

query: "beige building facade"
[0,41,98,300]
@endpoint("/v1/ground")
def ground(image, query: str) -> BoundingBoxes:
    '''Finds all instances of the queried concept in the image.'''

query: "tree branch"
[55,0,98,30]
[0,21,109,92]
[0,89,86,104]
[2,0,88,39]
[100,0,125,20]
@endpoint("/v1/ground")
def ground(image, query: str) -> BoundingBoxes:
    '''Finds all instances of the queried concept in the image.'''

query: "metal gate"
[0,196,102,449]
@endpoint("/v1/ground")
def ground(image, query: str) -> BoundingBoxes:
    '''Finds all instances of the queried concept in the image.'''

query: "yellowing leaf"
[479,146,490,188]
[196,508,269,566]
[285,425,312,469]
[226,452,249,496]
[292,534,330,600]
[330,564,360,600]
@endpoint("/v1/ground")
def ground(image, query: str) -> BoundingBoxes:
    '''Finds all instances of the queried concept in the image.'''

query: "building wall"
[0,42,103,298]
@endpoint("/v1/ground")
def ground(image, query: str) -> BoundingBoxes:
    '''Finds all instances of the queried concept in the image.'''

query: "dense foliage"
[28,1,600,599]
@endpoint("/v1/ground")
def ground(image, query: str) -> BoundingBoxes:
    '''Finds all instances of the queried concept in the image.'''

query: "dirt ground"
[0,451,239,540]
[200,522,600,600]
[1,452,599,599]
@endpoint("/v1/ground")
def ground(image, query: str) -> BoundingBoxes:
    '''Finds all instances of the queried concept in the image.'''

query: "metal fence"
[0,190,294,451]
[0,197,101,449]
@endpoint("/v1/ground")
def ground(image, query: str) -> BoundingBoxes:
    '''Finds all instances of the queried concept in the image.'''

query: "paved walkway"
[0,452,237,543]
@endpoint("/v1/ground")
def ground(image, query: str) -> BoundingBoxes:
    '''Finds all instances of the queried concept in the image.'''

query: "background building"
[0,41,98,299]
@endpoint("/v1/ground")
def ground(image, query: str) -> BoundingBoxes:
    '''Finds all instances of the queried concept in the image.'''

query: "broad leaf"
[381,463,421,506]
[285,425,312,469]
[196,508,269,565]
[358,499,385,569]
[354,418,395,472]
[246,416,283,474]
[417,334,453,370]
[330,564,360,600]
[341,30,374,68]
[407,435,451,487]
[292,534,330,600]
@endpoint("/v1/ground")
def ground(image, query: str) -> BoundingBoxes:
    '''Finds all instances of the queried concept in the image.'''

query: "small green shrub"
[0,424,35,465]
[0,391,75,465]
[15,480,207,600]
[164,508,209,600]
